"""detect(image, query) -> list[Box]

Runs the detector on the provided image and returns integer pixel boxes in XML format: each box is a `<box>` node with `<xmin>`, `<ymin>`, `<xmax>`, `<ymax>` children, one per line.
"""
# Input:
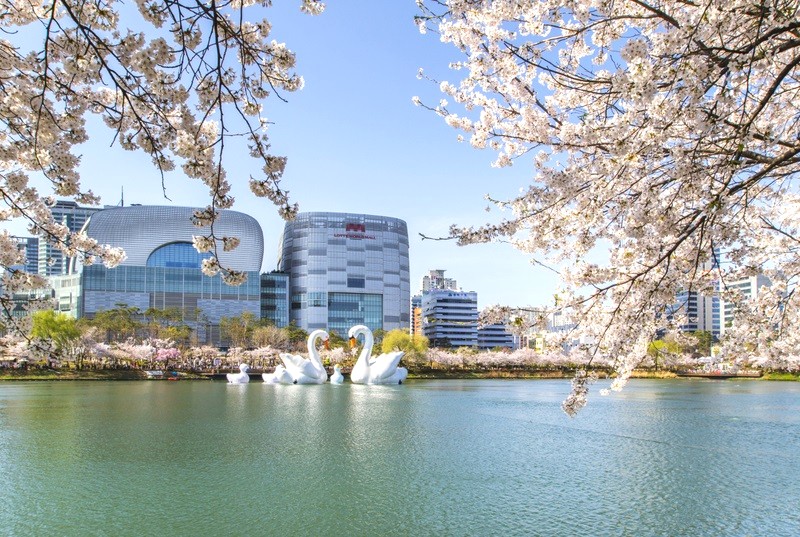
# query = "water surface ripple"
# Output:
<box><xmin>0</xmin><ymin>379</ymin><xmax>798</xmax><ymax>536</ymax></box>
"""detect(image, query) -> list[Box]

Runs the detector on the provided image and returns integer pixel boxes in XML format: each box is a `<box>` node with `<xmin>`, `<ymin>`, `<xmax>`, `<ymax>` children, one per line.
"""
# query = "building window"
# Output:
<box><xmin>146</xmin><ymin>242</ymin><xmax>211</xmax><ymax>269</ymax></box>
<box><xmin>308</xmin><ymin>292</ymin><xmax>327</xmax><ymax>307</ymax></box>
<box><xmin>347</xmin><ymin>277</ymin><xmax>365</xmax><ymax>288</ymax></box>
<box><xmin>327</xmin><ymin>292</ymin><xmax>382</xmax><ymax>334</ymax></box>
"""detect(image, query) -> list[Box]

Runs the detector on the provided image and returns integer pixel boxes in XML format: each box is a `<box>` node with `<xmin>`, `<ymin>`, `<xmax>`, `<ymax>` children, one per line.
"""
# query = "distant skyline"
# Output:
<box><xmin>5</xmin><ymin>1</ymin><xmax>561</xmax><ymax>310</ymax></box>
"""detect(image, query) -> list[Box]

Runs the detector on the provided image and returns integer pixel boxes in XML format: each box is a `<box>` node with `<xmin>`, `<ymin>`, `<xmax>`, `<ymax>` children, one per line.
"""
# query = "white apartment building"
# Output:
<box><xmin>718</xmin><ymin>274</ymin><xmax>772</xmax><ymax>336</ymax></box>
<box><xmin>421</xmin><ymin>289</ymin><xmax>478</xmax><ymax>348</ymax></box>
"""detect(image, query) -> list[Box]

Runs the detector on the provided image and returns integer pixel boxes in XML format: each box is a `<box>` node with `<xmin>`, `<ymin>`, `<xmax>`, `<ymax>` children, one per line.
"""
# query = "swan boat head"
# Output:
<box><xmin>348</xmin><ymin>325</ymin><xmax>373</xmax><ymax>352</ymax></box>
<box><xmin>308</xmin><ymin>329</ymin><xmax>329</xmax><ymax>374</ymax></box>
<box><xmin>308</xmin><ymin>329</ymin><xmax>330</xmax><ymax>355</ymax></box>
<box><xmin>348</xmin><ymin>325</ymin><xmax>375</xmax><ymax>383</ymax></box>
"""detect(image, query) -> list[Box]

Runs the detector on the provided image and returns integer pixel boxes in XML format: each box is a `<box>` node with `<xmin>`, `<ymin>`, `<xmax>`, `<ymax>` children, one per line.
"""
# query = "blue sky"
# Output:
<box><xmin>8</xmin><ymin>1</ymin><xmax>560</xmax><ymax>309</ymax></box>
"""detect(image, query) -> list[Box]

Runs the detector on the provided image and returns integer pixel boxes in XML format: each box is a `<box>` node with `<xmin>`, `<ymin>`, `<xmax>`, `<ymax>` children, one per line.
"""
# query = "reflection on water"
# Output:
<box><xmin>1</xmin><ymin>380</ymin><xmax>799</xmax><ymax>536</ymax></box>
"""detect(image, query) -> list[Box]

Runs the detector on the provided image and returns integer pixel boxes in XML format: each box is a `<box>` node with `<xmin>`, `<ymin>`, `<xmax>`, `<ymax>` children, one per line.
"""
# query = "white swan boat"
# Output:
<box><xmin>226</xmin><ymin>363</ymin><xmax>250</xmax><ymax>384</ymax></box>
<box><xmin>329</xmin><ymin>364</ymin><xmax>344</xmax><ymax>384</ymax></box>
<box><xmin>279</xmin><ymin>329</ymin><xmax>330</xmax><ymax>384</ymax></box>
<box><xmin>348</xmin><ymin>325</ymin><xmax>408</xmax><ymax>385</ymax></box>
<box><xmin>262</xmin><ymin>364</ymin><xmax>293</xmax><ymax>384</ymax></box>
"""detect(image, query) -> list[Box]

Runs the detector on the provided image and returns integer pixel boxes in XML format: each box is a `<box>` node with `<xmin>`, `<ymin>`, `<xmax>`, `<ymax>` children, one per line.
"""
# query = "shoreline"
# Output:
<box><xmin>1</xmin><ymin>368</ymin><xmax>797</xmax><ymax>382</ymax></box>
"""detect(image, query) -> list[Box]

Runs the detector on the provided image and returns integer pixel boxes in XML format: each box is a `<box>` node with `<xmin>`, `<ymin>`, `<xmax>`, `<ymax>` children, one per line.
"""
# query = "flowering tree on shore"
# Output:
<box><xmin>416</xmin><ymin>1</ymin><xmax>800</xmax><ymax>414</ymax></box>
<box><xmin>109</xmin><ymin>339</ymin><xmax>155</xmax><ymax>366</ymax></box>
<box><xmin>0</xmin><ymin>334</ymin><xmax>29</xmax><ymax>364</ymax></box>
<box><xmin>1</xmin><ymin>0</ymin><xmax>325</xmax><ymax>330</ymax></box>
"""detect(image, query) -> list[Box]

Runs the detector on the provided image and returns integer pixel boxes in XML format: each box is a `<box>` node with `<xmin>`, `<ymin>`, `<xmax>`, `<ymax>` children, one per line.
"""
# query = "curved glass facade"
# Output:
<box><xmin>146</xmin><ymin>242</ymin><xmax>211</xmax><ymax>269</ymax></box>
<box><xmin>279</xmin><ymin>212</ymin><xmax>410</xmax><ymax>334</ymax></box>
<box><xmin>78</xmin><ymin>206</ymin><xmax>265</xmax><ymax>345</ymax></box>
<box><xmin>86</xmin><ymin>206</ymin><xmax>263</xmax><ymax>271</ymax></box>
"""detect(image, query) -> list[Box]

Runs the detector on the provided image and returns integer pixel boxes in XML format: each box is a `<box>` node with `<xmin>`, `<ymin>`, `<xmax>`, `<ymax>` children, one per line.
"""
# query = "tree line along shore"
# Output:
<box><xmin>3</xmin><ymin>309</ymin><xmax>798</xmax><ymax>383</ymax></box>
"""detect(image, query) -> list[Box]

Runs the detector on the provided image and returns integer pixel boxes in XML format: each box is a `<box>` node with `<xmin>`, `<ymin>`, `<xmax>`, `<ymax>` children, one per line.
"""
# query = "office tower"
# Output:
<box><xmin>260</xmin><ymin>272</ymin><xmax>290</xmax><ymax>328</ymax></box>
<box><xmin>39</xmin><ymin>200</ymin><xmax>102</xmax><ymax>276</ymax></box>
<box><xmin>279</xmin><ymin>212</ymin><xmax>411</xmax><ymax>334</ymax></box>
<box><xmin>477</xmin><ymin>323</ymin><xmax>515</xmax><ymax>350</ymax></box>
<box><xmin>421</xmin><ymin>289</ymin><xmax>478</xmax><ymax>348</ymax></box>
<box><xmin>12</xmin><ymin>236</ymin><xmax>39</xmax><ymax>274</ymax></box>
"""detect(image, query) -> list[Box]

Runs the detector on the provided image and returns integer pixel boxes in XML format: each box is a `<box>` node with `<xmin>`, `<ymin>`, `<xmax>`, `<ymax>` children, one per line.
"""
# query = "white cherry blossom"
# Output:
<box><xmin>0</xmin><ymin>0</ymin><xmax>324</xmax><ymax>329</ymax></box>
<box><xmin>418</xmin><ymin>0</ymin><xmax>800</xmax><ymax>413</ymax></box>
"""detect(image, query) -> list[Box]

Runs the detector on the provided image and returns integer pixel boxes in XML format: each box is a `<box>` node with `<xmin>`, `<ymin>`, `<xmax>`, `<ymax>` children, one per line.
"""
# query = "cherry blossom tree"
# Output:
<box><xmin>155</xmin><ymin>346</ymin><xmax>180</xmax><ymax>369</ymax></box>
<box><xmin>416</xmin><ymin>0</ymin><xmax>800</xmax><ymax>414</ymax></box>
<box><xmin>0</xmin><ymin>333</ymin><xmax>30</xmax><ymax>364</ymax></box>
<box><xmin>321</xmin><ymin>346</ymin><xmax>348</xmax><ymax>367</ymax></box>
<box><xmin>110</xmin><ymin>339</ymin><xmax>156</xmax><ymax>366</ymax></box>
<box><xmin>184</xmin><ymin>344</ymin><xmax>219</xmax><ymax>366</ymax></box>
<box><xmin>1</xmin><ymin>0</ymin><xmax>324</xmax><ymax>329</ymax></box>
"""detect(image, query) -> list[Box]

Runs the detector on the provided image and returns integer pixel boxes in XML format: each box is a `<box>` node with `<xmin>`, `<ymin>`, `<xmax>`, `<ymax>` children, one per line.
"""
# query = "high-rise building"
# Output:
<box><xmin>673</xmin><ymin>290</ymin><xmax>717</xmax><ymax>336</ymax></box>
<box><xmin>414</xmin><ymin>268</ymin><xmax>462</xmax><ymax>337</ymax></box>
<box><xmin>422</xmin><ymin>269</ymin><xmax>459</xmax><ymax>292</ymax></box>
<box><xmin>39</xmin><ymin>200</ymin><xmax>103</xmax><ymax>276</ymax></box>
<box><xmin>670</xmin><ymin>248</ymin><xmax>722</xmax><ymax>338</ymax></box>
<box><xmin>421</xmin><ymin>289</ymin><xmax>478</xmax><ymax>348</ymax></box>
<box><xmin>718</xmin><ymin>274</ymin><xmax>772</xmax><ymax>336</ymax></box>
<box><xmin>12</xmin><ymin>236</ymin><xmax>39</xmax><ymax>274</ymax></box>
<box><xmin>278</xmin><ymin>212</ymin><xmax>410</xmax><ymax>335</ymax></box>
<box><xmin>260</xmin><ymin>272</ymin><xmax>290</xmax><ymax>328</ymax></box>
<box><xmin>410</xmin><ymin>294</ymin><xmax>422</xmax><ymax>336</ymax></box>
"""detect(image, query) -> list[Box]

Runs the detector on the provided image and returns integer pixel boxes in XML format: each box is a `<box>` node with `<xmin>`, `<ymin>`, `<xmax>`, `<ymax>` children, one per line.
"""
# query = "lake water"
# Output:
<box><xmin>1</xmin><ymin>379</ymin><xmax>798</xmax><ymax>536</ymax></box>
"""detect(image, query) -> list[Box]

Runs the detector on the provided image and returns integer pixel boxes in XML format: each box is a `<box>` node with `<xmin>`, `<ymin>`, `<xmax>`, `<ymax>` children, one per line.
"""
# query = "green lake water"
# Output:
<box><xmin>1</xmin><ymin>379</ymin><xmax>798</xmax><ymax>536</ymax></box>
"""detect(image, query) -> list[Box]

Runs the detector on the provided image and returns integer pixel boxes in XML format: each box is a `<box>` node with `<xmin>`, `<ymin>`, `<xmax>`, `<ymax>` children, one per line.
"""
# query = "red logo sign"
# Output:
<box><xmin>335</xmin><ymin>222</ymin><xmax>375</xmax><ymax>239</ymax></box>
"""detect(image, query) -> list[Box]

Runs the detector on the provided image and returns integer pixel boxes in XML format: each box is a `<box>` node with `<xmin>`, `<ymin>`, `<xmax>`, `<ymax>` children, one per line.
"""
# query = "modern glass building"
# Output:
<box><xmin>78</xmin><ymin>205</ymin><xmax>265</xmax><ymax>345</ymax></box>
<box><xmin>13</xmin><ymin>236</ymin><xmax>39</xmax><ymax>274</ymax></box>
<box><xmin>260</xmin><ymin>272</ymin><xmax>290</xmax><ymax>327</ymax></box>
<box><xmin>278</xmin><ymin>212</ymin><xmax>410</xmax><ymax>335</ymax></box>
<box><xmin>41</xmin><ymin>200</ymin><xmax>103</xmax><ymax>276</ymax></box>
<box><xmin>669</xmin><ymin>248</ymin><xmax>723</xmax><ymax>338</ymax></box>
